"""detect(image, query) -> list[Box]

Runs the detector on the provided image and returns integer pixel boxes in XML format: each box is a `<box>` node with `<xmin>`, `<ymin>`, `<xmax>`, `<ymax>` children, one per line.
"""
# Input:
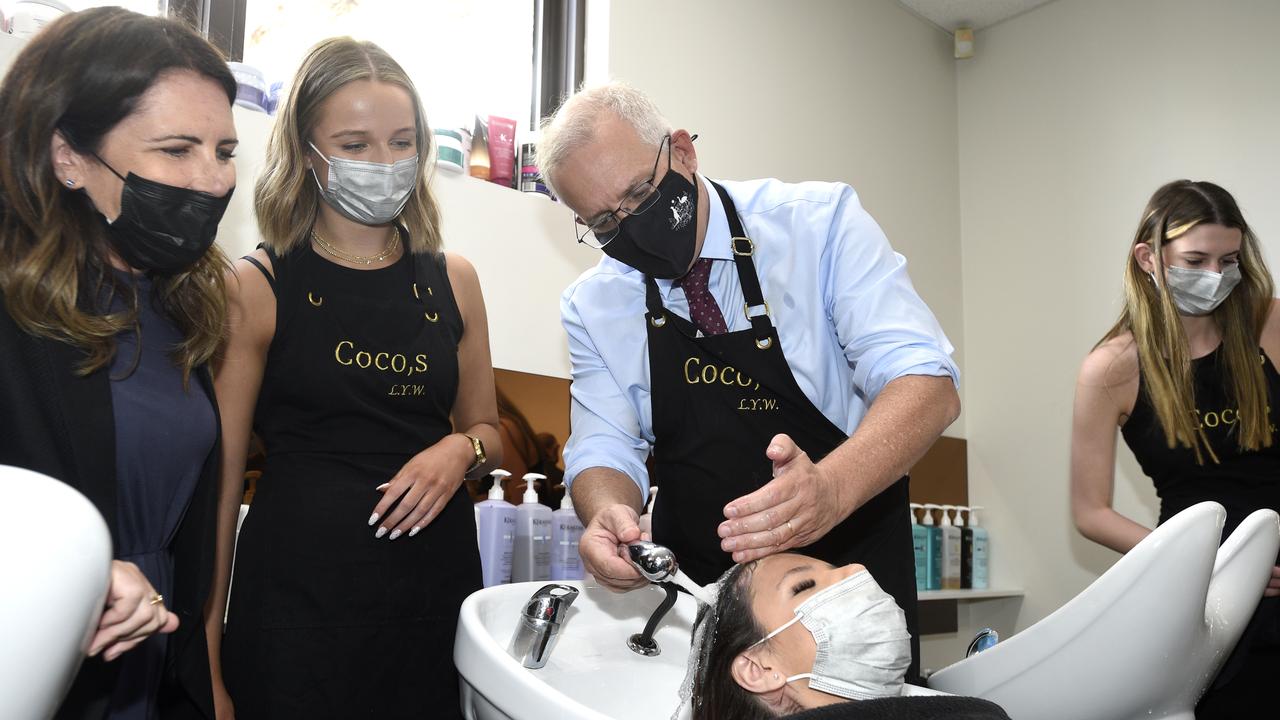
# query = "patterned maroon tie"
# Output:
<box><xmin>676</xmin><ymin>257</ymin><xmax>728</xmax><ymax>336</ymax></box>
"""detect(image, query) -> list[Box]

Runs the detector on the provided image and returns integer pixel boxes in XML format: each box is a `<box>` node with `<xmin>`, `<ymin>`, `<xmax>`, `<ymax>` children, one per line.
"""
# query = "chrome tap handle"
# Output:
<box><xmin>521</xmin><ymin>583</ymin><xmax>579</xmax><ymax>624</ymax></box>
<box><xmin>510</xmin><ymin>584</ymin><xmax>579</xmax><ymax>669</ymax></box>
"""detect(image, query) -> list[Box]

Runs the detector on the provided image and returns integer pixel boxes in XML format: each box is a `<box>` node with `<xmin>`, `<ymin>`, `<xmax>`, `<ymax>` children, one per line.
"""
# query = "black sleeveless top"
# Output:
<box><xmin>1121</xmin><ymin>346</ymin><xmax>1280</xmax><ymax>536</ymax></box>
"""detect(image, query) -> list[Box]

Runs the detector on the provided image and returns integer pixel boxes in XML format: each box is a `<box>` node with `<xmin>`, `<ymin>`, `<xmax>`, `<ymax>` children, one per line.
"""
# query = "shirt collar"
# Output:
<box><xmin>656</xmin><ymin>174</ymin><xmax>732</xmax><ymax>295</ymax></box>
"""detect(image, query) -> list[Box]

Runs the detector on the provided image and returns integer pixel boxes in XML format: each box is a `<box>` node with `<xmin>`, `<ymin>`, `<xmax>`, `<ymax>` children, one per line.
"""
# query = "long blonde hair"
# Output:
<box><xmin>1099</xmin><ymin>180</ymin><xmax>1274</xmax><ymax>462</ymax></box>
<box><xmin>0</xmin><ymin>8</ymin><xmax>233</xmax><ymax>379</ymax></box>
<box><xmin>255</xmin><ymin>37</ymin><xmax>443</xmax><ymax>255</ymax></box>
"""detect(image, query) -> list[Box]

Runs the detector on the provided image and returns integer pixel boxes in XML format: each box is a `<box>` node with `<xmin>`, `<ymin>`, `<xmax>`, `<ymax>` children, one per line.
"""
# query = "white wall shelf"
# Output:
<box><xmin>920</xmin><ymin>588</ymin><xmax>1023</xmax><ymax>602</ymax></box>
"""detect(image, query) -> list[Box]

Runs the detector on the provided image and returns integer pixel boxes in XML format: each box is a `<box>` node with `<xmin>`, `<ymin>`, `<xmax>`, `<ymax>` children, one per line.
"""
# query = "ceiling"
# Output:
<box><xmin>896</xmin><ymin>0</ymin><xmax>1059</xmax><ymax>32</ymax></box>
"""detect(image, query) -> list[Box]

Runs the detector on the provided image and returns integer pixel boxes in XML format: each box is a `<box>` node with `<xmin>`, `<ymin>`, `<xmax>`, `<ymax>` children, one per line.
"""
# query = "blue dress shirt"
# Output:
<box><xmin>560</xmin><ymin>175</ymin><xmax>958</xmax><ymax>498</ymax></box>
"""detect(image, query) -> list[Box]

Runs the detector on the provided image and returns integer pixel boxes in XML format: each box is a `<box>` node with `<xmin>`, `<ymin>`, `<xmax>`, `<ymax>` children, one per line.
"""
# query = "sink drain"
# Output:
<box><xmin>627</xmin><ymin>633</ymin><xmax>661</xmax><ymax>657</ymax></box>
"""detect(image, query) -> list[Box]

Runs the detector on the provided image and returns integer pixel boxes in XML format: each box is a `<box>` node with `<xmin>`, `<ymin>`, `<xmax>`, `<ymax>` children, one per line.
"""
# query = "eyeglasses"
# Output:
<box><xmin>575</xmin><ymin>135</ymin><xmax>670</xmax><ymax>249</ymax></box>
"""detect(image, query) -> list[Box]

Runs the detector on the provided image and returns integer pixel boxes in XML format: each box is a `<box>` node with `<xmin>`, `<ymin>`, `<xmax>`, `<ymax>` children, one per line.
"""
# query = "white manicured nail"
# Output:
<box><xmin>409</xmin><ymin>526</ymin><xmax>421</xmax><ymax>537</ymax></box>
<box><xmin>375</xmin><ymin>527</ymin><xmax>387</xmax><ymax>539</ymax></box>
<box><xmin>376</xmin><ymin>483</ymin><xmax>390</xmax><ymax>491</ymax></box>
<box><xmin>368</xmin><ymin>512</ymin><xmax>379</xmax><ymax>526</ymax></box>
<box><xmin>389</xmin><ymin>529</ymin><xmax>402</xmax><ymax>540</ymax></box>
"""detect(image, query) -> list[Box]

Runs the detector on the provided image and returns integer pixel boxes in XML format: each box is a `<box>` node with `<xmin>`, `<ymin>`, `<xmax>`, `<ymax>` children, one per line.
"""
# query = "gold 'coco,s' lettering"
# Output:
<box><xmin>1194</xmin><ymin>405</ymin><xmax>1278</xmax><ymax>433</ymax></box>
<box><xmin>683</xmin><ymin>357</ymin><xmax>760</xmax><ymax>390</ymax></box>
<box><xmin>334</xmin><ymin>340</ymin><xmax>428</xmax><ymax>377</ymax></box>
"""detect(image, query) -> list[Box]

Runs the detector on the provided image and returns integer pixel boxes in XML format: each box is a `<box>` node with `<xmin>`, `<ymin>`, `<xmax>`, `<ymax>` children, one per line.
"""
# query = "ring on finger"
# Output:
<box><xmin>786</xmin><ymin>520</ymin><xmax>795</xmax><ymax>536</ymax></box>
<box><xmin>148</xmin><ymin>593</ymin><xmax>164</xmax><ymax>606</ymax></box>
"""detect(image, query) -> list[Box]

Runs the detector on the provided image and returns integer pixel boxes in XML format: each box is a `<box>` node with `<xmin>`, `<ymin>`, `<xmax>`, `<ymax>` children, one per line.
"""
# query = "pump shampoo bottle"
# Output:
<box><xmin>939</xmin><ymin>505</ymin><xmax>962</xmax><ymax>590</ymax></box>
<box><xmin>967</xmin><ymin>505</ymin><xmax>990</xmax><ymax>589</ymax></box>
<box><xmin>476</xmin><ymin>470</ymin><xmax>516</xmax><ymax>587</ymax></box>
<box><xmin>909</xmin><ymin>503</ymin><xmax>928</xmax><ymax>591</ymax></box>
<box><xmin>921</xmin><ymin>503</ymin><xmax>943</xmax><ymax>591</ymax></box>
<box><xmin>551</xmin><ymin>491</ymin><xmax>585</xmax><ymax>580</ymax></box>
<box><xmin>512</xmin><ymin>473</ymin><xmax>552</xmax><ymax>582</ymax></box>
<box><xmin>638</xmin><ymin>485</ymin><xmax>659</xmax><ymax>537</ymax></box>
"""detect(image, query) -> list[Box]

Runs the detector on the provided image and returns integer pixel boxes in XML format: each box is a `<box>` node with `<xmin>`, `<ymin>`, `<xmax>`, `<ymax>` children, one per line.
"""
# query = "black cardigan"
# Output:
<box><xmin>0</xmin><ymin>294</ymin><xmax>219</xmax><ymax>720</ymax></box>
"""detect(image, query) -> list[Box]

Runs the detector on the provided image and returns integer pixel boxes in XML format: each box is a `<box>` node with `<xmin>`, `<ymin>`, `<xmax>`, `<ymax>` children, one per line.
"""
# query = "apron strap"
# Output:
<box><xmin>712</xmin><ymin>181</ymin><xmax>774</xmax><ymax>348</ymax></box>
<box><xmin>644</xmin><ymin>180</ymin><xmax>776</xmax><ymax>348</ymax></box>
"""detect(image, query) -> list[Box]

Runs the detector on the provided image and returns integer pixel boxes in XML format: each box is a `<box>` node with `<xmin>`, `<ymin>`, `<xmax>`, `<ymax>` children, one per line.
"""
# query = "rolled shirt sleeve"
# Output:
<box><xmin>822</xmin><ymin>185</ymin><xmax>959</xmax><ymax>402</ymax></box>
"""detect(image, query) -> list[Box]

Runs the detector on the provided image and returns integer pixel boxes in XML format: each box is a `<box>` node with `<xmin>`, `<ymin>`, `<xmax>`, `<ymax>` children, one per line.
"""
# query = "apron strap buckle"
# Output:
<box><xmin>649</xmin><ymin>313</ymin><xmax>668</xmax><ymax>328</ymax></box>
<box><xmin>731</xmin><ymin>236</ymin><xmax>755</xmax><ymax>256</ymax></box>
<box><xmin>743</xmin><ymin>301</ymin><xmax>770</xmax><ymax>321</ymax></box>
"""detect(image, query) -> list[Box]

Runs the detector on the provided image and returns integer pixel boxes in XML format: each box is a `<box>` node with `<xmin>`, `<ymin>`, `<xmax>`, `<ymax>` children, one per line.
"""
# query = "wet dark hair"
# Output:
<box><xmin>691</xmin><ymin>561</ymin><xmax>777</xmax><ymax>720</ymax></box>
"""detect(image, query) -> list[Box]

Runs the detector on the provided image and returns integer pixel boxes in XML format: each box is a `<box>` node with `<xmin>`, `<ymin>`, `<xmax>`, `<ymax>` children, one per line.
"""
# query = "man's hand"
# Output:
<box><xmin>579</xmin><ymin>503</ymin><xmax>650</xmax><ymax>591</ymax></box>
<box><xmin>716</xmin><ymin>434</ymin><xmax>846</xmax><ymax>563</ymax></box>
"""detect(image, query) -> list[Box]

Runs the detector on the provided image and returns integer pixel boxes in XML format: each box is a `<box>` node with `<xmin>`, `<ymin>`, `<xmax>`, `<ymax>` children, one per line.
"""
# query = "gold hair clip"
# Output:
<box><xmin>1165</xmin><ymin>220</ymin><xmax>1200</xmax><ymax>240</ymax></box>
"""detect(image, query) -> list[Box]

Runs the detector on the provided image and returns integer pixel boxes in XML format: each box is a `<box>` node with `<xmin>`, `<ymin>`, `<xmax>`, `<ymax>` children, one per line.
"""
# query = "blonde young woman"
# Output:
<box><xmin>1071</xmin><ymin>180</ymin><xmax>1280</xmax><ymax>718</ymax></box>
<box><xmin>209</xmin><ymin>39</ymin><xmax>500</xmax><ymax>718</ymax></box>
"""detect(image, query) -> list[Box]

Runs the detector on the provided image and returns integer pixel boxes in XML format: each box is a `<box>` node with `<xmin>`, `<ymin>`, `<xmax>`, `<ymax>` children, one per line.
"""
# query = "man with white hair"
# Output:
<box><xmin>539</xmin><ymin>82</ymin><xmax>959</xmax><ymax>676</ymax></box>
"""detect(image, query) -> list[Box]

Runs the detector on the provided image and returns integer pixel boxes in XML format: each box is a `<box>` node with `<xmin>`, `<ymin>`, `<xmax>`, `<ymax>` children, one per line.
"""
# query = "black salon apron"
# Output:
<box><xmin>225</xmin><ymin>241</ymin><xmax>479</xmax><ymax>718</ymax></box>
<box><xmin>646</xmin><ymin>181</ymin><xmax>919</xmax><ymax>675</ymax></box>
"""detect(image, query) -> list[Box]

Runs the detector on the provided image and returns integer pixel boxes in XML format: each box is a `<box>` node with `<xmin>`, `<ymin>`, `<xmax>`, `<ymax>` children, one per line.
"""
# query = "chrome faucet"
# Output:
<box><xmin>625</xmin><ymin>542</ymin><xmax>680</xmax><ymax>657</ymax></box>
<box><xmin>509</xmin><ymin>584</ymin><xmax>579</xmax><ymax>669</ymax></box>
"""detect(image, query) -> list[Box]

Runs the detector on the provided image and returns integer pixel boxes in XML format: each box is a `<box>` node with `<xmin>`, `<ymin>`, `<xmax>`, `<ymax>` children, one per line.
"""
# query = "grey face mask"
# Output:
<box><xmin>309</xmin><ymin>141</ymin><xmax>417</xmax><ymax>225</ymax></box>
<box><xmin>751</xmin><ymin>570</ymin><xmax>911</xmax><ymax>700</ymax></box>
<box><xmin>1156</xmin><ymin>264</ymin><xmax>1243</xmax><ymax>316</ymax></box>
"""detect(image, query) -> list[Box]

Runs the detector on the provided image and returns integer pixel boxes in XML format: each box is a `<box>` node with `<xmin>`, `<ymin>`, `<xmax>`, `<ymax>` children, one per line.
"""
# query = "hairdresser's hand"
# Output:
<box><xmin>718</xmin><ymin>434</ymin><xmax>844</xmax><ymax>563</ymax></box>
<box><xmin>581</xmin><ymin>503</ymin><xmax>650</xmax><ymax>592</ymax></box>
<box><xmin>89</xmin><ymin>560</ymin><xmax>180</xmax><ymax>662</ymax></box>
<box><xmin>1265</xmin><ymin>565</ymin><xmax>1280</xmax><ymax>598</ymax></box>
<box><xmin>370</xmin><ymin>433</ymin><xmax>471</xmax><ymax>540</ymax></box>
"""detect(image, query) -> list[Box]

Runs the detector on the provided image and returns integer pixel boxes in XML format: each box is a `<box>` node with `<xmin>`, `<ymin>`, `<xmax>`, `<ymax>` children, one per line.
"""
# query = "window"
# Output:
<box><xmin>235</xmin><ymin>0</ymin><xmax>534</xmax><ymax>133</ymax></box>
<box><xmin>0</xmin><ymin>0</ymin><xmax>166</xmax><ymax>22</ymax></box>
<box><xmin>49</xmin><ymin>1</ymin><xmax>164</xmax><ymax>13</ymax></box>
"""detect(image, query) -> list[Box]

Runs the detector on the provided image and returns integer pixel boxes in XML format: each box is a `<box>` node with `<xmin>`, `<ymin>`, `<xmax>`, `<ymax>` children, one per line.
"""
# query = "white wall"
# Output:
<box><xmin>0</xmin><ymin>31</ymin><xmax>22</xmax><ymax>68</ymax></box>
<box><xmin>957</xmin><ymin>0</ymin><xmax>1280</xmax><ymax>635</ymax></box>
<box><xmin>607</xmin><ymin>0</ymin><xmax>967</xmax><ymax>435</ymax></box>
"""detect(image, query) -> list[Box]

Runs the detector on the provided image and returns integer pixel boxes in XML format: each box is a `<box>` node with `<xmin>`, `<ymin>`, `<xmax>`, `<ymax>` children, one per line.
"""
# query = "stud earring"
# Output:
<box><xmin>65</xmin><ymin>179</ymin><xmax>75</xmax><ymax>187</ymax></box>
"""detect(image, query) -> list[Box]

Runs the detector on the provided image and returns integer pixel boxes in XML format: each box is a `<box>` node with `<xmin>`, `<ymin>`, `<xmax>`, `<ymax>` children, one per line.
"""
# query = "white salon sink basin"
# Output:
<box><xmin>455</xmin><ymin>580</ymin><xmax>699</xmax><ymax>720</ymax></box>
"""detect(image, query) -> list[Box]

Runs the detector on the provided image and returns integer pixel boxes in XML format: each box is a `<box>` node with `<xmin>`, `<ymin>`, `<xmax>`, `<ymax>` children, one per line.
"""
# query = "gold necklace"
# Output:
<box><xmin>311</xmin><ymin>226</ymin><xmax>401</xmax><ymax>266</ymax></box>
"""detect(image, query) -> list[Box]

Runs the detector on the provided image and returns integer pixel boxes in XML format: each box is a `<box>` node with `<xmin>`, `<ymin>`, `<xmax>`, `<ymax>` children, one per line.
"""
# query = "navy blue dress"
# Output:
<box><xmin>104</xmin><ymin>271</ymin><xmax>216</xmax><ymax>720</ymax></box>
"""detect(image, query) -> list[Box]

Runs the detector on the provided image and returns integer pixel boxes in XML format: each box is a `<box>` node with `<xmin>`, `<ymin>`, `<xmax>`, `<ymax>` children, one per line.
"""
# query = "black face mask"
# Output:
<box><xmin>602</xmin><ymin>168</ymin><xmax>699</xmax><ymax>280</ymax></box>
<box><xmin>94</xmin><ymin>155</ymin><xmax>233</xmax><ymax>275</ymax></box>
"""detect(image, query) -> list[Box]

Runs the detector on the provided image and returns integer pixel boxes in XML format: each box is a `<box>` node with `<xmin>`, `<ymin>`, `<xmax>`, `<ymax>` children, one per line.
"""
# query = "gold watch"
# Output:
<box><xmin>463</xmin><ymin>434</ymin><xmax>486</xmax><ymax>474</ymax></box>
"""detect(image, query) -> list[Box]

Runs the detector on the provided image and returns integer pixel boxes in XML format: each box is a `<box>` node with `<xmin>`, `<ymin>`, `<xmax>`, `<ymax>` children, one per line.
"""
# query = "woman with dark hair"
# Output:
<box><xmin>0</xmin><ymin>7</ymin><xmax>238</xmax><ymax>720</ymax></box>
<box><xmin>687</xmin><ymin>554</ymin><xmax>1008</xmax><ymax>720</ymax></box>
<box><xmin>1071</xmin><ymin>180</ymin><xmax>1280</xmax><ymax>716</ymax></box>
